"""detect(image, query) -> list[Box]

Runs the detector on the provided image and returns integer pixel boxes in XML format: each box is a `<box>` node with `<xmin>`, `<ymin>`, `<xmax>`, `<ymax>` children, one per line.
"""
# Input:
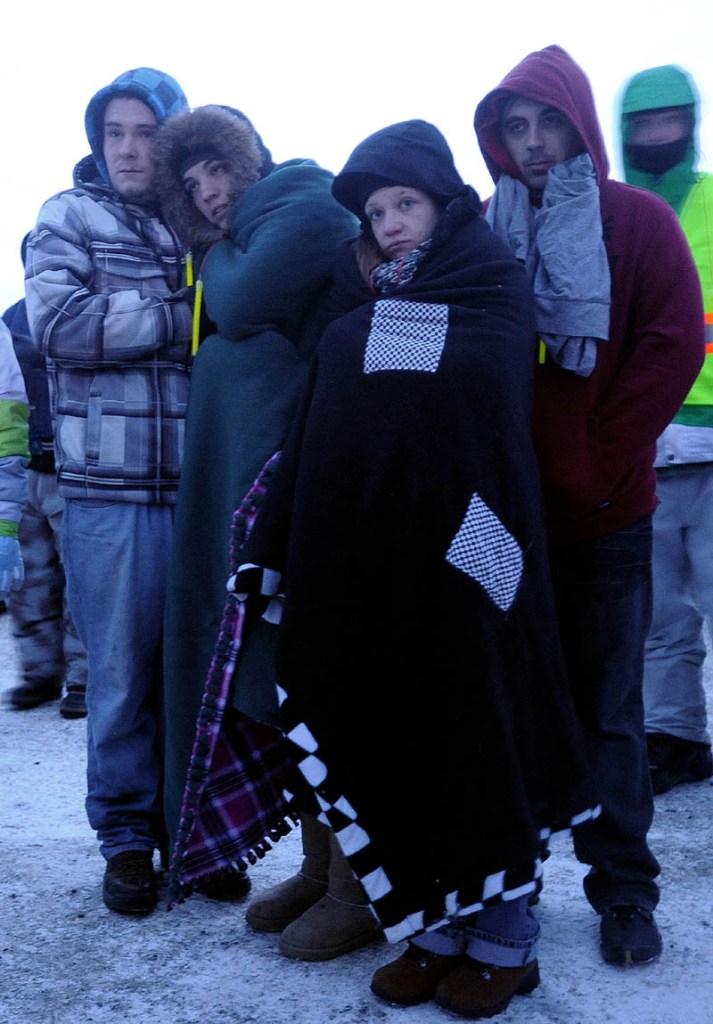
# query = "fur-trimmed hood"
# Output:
<box><xmin>155</xmin><ymin>105</ymin><xmax>272</xmax><ymax>249</ymax></box>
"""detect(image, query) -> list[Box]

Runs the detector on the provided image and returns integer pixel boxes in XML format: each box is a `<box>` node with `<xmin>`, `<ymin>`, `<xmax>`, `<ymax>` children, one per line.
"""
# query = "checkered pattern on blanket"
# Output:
<box><xmin>284</xmin><ymin>716</ymin><xmax>600</xmax><ymax>943</ymax></box>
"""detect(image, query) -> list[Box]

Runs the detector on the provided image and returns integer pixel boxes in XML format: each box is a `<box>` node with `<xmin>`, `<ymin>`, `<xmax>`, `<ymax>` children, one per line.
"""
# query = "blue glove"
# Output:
<box><xmin>0</xmin><ymin>534</ymin><xmax>24</xmax><ymax>597</ymax></box>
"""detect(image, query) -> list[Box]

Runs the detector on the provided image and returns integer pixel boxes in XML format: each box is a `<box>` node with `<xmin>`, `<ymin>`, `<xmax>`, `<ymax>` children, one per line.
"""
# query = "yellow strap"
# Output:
<box><xmin>538</xmin><ymin>338</ymin><xmax>546</xmax><ymax>364</ymax></box>
<box><xmin>185</xmin><ymin>251</ymin><xmax>194</xmax><ymax>287</ymax></box>
<box><xmin>192</xmin><ymin>279</ymin><xmax>203</xmax><ymax>356</ymax></box>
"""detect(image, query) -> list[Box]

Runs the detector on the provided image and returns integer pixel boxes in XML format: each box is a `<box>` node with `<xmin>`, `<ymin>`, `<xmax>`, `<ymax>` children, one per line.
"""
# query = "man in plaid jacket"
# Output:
<box><xmin>25</xmin><ymin>67</ymin><xmax>192</xmax><ymax>916</ymax></box>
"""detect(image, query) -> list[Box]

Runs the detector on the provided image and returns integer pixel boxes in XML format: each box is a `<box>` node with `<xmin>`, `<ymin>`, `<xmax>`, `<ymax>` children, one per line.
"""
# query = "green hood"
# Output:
<box><xmin>620</xmin><ymin>64</ymin><xmax>698</xmax><ymax>212</ymax></box>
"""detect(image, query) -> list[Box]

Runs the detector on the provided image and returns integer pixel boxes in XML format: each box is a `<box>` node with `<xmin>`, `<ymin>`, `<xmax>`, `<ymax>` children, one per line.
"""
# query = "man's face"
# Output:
<box><xmin>628</xmin><ymin>107</ymin><xmax>690</xmax><ymax>147</ymax></box>
<box><xmin>501</xmin><ymin>96</ymin><xmax>583</xmax><ymax>192</ymax></box>
<box><xmin>103</xmin><ymin>97</ymin><xmax>158</xmax><ymax>201</ymax></box>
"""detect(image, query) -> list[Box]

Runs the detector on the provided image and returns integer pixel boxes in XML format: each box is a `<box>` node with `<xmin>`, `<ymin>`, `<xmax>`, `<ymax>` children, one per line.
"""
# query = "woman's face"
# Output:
<box><xmin>182</xmin><ymin>159</ymin><xmax>239</xmax><ymax>231</ymax></box>
<box><xmin>364</xmin><ymin>186</ymin><xmax>441</xmax><ymax>259</ymax></box>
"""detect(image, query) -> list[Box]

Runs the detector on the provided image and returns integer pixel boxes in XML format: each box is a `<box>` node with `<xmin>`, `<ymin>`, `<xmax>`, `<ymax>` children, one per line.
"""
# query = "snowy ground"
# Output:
<box><xmin>1</xmin><ymin>609</ymin><xmax>711</xmax><ymax>1024</ymax></box>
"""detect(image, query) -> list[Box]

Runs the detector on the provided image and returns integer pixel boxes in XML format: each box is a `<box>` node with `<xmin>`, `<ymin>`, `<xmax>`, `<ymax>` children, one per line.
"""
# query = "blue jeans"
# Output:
<box><xmin>62</xmin><ymin>500</ymin><xmax>174</xmax><ymax>859</ymax></box>
<box><xmin>413</xmin><ymin>897</ymin><xmax>539</xmax><ymax>967</ymax></box>
<box><xmin>548</xmin><ymin>516</ymin><xmax>660</xmax><ymax>913</ymax></box>
<box><xmin>644</xmin><ymin>468</ymin><xmax>713</xmax><ymax>744</ymax></box>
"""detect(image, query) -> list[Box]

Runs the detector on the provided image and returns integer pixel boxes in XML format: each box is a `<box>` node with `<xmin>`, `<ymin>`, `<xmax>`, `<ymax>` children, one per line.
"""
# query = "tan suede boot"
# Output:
<box><xmin>245</xmin><ymin>813</ymin><xmax>329</xmax><ymax>932</ymax></box>
<box><xmin>278</xmin><ymin>829</ymin><xmax>383</xmax><ymax>960</ymax></box>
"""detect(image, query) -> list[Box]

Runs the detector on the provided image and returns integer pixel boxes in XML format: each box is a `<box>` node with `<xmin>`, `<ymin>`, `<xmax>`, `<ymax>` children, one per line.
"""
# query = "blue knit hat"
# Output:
<box><xmin>85</xmin><ymin>67</ymin><xmax>188</xmax><ymax>184</ymax></box>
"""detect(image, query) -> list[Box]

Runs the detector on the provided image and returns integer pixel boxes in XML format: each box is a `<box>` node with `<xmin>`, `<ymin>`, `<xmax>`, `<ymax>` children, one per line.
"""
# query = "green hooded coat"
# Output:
<box><xmin>157</xmin><ymin>107</ymin><xmax>357</xmax><ymax>845</ymax></box>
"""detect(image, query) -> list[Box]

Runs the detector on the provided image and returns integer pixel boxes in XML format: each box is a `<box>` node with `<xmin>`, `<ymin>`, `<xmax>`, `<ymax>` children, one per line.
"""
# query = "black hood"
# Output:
<box><xmin>332</xmin><ymin>119</ymin><xmax>470</xmax><ymax>222</ymax></box>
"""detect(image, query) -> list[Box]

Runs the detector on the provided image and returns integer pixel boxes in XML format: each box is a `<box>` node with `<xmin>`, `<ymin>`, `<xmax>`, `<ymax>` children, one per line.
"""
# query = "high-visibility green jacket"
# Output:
<box><xmin>673</xmin><ymin>173</ymin><xmax>713</xmax><ymax>427</ymax></box>
<box><xmin>621</xmin><ymin>64</ymin><xmax>713</xmax><ymax>461</ymax></box>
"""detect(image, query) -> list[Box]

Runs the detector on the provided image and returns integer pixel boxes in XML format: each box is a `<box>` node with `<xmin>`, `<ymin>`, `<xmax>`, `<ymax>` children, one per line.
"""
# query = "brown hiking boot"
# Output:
<box><xmin>434</xmin><ymin>958</ymin><xmax>540</xmax><ymax>1018</ymax></box>
<box><xmin>103</xmin><ymin>851</ymin><xmax>157</xmax><ymax>915</ymax></box>
<box><xmin>371</xmin><ymin>943</ymin><xmax>462</xmax><ymax>1006</ymax></box>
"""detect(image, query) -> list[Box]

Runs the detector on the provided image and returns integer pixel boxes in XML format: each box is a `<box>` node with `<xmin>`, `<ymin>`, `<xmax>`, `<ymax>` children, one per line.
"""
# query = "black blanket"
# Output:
<box><xmin>242</xmin><ymin>206</ymin><xmax>598</xmax><ymax>943</ymax></box>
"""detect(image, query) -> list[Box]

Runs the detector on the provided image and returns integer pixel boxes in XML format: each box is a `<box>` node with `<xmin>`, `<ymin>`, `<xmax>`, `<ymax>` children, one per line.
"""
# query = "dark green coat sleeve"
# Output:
<box><xmin>202</xmin><ymin>160</ymin><xmax>358</xmax><ymax>340</ymax></box>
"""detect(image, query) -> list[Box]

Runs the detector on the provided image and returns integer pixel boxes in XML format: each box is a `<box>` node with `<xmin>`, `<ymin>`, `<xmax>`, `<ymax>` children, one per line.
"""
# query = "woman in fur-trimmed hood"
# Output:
<box><xmin>156</xmin><ymin>105</ymin><xmax>357</xmax><ymax>869</ymax></box>
<box><xmin>155</xmin><ymin>104</ymin><xmax>273</xmax><ymax>250</ymax></box>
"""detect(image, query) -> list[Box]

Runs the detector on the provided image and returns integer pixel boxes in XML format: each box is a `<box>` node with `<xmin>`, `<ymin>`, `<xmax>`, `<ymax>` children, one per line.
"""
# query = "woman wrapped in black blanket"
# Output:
<box><xmin>237</xmin><ymin>119</ymin><xmax>599</xmax><ymax>1020</ymax></box>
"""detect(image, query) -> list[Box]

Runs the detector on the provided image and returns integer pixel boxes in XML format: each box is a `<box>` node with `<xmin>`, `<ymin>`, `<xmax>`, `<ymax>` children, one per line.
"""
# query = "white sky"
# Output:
<box><xmin>2</xmin><ymin>0</ymin><xmax>711</xmax><ymax>314</ymax></box>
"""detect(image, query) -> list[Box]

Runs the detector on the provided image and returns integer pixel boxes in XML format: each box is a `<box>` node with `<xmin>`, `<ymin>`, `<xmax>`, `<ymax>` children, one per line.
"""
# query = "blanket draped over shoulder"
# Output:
<box><xmin>240</xmin><ymin>202</ymin><xmax>599</xmax><ymax>943</ymax></box>
<box><xmin>168</xmin><ymin>454</ymin><xmax>299</xmax><ymax>903</ymax></box>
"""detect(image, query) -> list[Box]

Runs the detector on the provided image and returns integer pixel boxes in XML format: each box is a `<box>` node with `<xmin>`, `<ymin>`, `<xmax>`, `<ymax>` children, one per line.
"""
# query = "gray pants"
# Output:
<box><xmin>644</xmin><ymin>467</ymin><xmax>713</xmax><ymax>744</ymax></box>
<box><xmin>8</xmin><ymin>469</ymin><xmax>87</xmax><ymax>690</ymax></box>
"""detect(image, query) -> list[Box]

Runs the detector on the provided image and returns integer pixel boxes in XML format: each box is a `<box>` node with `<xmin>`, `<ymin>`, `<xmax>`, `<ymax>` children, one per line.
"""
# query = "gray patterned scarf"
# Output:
<box><xmin>485</xmin><ymin>153</ymin><xmax>610</xmax><ymax>377</ymax></box>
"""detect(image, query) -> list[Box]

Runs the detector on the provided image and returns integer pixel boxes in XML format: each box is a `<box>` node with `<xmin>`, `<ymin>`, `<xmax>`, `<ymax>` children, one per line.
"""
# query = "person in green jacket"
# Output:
<box><xmin>155</xmin><ymin>106</ymin><xmax>357</xmax><ymax>901</ymax></box>
<box><xmin>620</xmin><ymin>65</ymin><xmax>713</xmax><ymax>795</ymax></box>
<box><xmin>0</xmin><ymin>320</ymin><xmax>28</xmax><ymax>606</ymax></box>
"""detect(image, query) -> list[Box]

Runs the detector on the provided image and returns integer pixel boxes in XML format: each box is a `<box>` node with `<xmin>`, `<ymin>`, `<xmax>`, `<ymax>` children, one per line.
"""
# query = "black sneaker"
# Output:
<box><xmin>647</xmin><ymin>733</ymin><xmax>713</xmax><ymax>795</ymax></box>
<box><xmin>600</xmin><ymin>906</ymin><xmax>662</xmax><ymax>966</ymax></box>
<box><xmin>5</xmin><ymin>678</ymin><xmax>61</xmax><ymax>710</ymax></box>
<box><xmin>103</xmin><ymin>851</ymin><xmax>158</xmax><ymax>915</ymax></box>
<box><xmin>59</xmin><ymin>685</ymin><xmax>87</xmax><ymax>719</ymax></box>
<box><xmin>196</xmin><ymin>871</ymin><xmax>252</xmax><ymax>901</ymax></box>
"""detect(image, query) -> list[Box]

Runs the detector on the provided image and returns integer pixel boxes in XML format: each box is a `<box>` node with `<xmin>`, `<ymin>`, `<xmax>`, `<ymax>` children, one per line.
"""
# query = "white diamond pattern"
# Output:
<box><xmin>447</xmin><ymin>492</ymin><xmax>523</xmax><ymax>611</ymax></box>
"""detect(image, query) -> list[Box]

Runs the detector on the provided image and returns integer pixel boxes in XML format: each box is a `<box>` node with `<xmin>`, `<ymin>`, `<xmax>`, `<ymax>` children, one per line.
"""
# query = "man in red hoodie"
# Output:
<box><xmin>475</xmin><ymin>46</ymin><xmax>704</xmax><ymax>970</ymax></box>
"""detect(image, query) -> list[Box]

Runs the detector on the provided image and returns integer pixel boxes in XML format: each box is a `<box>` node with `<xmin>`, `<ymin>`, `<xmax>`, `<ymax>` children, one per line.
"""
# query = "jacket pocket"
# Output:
<box><xmin>534</xmin><ymin>409</ymin><xmax>617</xmax><ymax>518</ymax></box>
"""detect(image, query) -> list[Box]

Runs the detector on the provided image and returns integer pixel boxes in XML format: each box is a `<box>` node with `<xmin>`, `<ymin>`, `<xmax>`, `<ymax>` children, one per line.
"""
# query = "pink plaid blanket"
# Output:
<box><xmin>168</xmin><ymin>453</ymin><xmax>298</xmax><ymax>903</ymax></box>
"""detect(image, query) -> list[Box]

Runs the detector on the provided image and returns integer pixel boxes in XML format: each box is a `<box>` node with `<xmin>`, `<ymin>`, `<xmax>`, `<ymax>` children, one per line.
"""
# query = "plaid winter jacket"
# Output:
<box><xmin>25</xmin><ymin>160</ymin><xmax>192</xmax><ymax>503</ymax></box>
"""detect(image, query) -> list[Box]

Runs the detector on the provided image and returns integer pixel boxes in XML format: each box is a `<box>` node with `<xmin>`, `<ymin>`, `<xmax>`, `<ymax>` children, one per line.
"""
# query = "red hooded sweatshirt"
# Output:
<box><xmin>475</xmin><ymin>45</ymin><xmax>704</xmax><ymax>543</ymax></box>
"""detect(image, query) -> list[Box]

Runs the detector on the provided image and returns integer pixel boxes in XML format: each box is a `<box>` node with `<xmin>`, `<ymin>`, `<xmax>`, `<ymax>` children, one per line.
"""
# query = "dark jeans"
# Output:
<box><xmin>549</xmin><ymin>515</ymin><xmax>660</xmax><ymax>913</ymax></box>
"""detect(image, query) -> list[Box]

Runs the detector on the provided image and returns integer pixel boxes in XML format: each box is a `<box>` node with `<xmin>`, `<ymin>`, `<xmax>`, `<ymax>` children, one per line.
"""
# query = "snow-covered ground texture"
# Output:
<box><xmin>1</xmin><ymin>611</ymin><xmax>711</xmax><ymax>1024</ymax></box>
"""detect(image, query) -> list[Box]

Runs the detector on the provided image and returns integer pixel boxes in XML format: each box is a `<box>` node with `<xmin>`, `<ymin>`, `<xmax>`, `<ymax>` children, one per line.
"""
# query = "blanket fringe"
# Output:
<box><xmin>167</xmin><ymin>810</ymin><xmax>300</xmax><ymax>908</ymax></box>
